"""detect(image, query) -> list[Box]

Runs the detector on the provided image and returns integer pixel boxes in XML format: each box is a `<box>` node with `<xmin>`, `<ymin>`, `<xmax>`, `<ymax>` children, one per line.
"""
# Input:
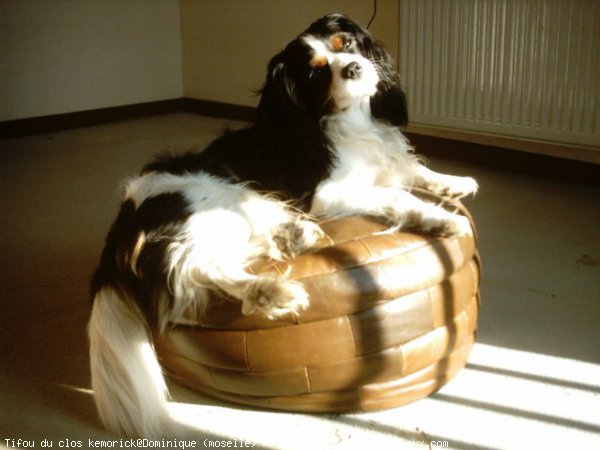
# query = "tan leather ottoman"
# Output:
<box><xmin>153</xmin><ymin>200</ymin><xmax>480</xmax><ymax>413</ymax></box>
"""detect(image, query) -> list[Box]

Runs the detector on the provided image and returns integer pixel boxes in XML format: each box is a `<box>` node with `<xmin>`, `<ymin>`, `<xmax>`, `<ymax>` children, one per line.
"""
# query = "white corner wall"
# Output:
<box><xmin>180</xmin><ymin>0</ymin><xmax>399</xmax><ymax>107</ymax></box>
<box><xmin>0</xmin><ymin>0</ymin><xmax>396</xmax><ymax>121</ymax></box>
<box><xmin>0</xmin><ymin>0</ymin><xmax>183</xmax><ymax>121</ymax></box>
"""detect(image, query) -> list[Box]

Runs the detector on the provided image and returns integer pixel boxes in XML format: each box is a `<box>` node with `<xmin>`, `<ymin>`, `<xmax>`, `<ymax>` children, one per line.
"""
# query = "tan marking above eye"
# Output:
<box><xmin>329</xmin><ymin>35</ymin><xmax>344</xmax><ymax>51</ymax></box>
<box><xmin>310</xmin><ymin>55</ymin><xmax>328</xmax><ymax>68</ymax></box>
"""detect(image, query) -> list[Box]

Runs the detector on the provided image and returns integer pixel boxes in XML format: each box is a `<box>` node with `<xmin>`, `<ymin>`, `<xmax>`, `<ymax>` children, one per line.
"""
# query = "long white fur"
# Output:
<box><xmin>90</xmin><ymin>175</ymin><xmax>315</xmax><ymax>437</ymax></box>
<box><xmin>123</xmin><ymin>171</ymin><xmax>314</xmax><ymax>326</ymax></box>
<box><xmin>89</xmin><ymin>289</ymin><xmax>172</xmax><ymax>437</ymax></box>
<box><xmin>89</xmin><ymin>46</ymin><xmax>477</xmax><ymax>438</ymax></box>
<box><xmin>311</xmin><ymin>57</ymin><xmax>477</xmax><ymax>235</ymax></box>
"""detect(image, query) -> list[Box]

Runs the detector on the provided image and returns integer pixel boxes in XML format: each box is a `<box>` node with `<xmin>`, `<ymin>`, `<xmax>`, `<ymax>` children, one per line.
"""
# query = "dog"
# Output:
<box><xmin>88</xmin><ymin>13</ymin><xmax>478</xmax><ymax>437</ymax></box>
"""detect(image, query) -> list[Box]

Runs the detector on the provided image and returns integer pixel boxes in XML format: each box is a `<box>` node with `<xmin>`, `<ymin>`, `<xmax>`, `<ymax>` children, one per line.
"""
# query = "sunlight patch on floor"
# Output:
<box><xmin>167</xmin><ymin>343</ymin><xmax>600</xmax><ymax>450</ymax></box>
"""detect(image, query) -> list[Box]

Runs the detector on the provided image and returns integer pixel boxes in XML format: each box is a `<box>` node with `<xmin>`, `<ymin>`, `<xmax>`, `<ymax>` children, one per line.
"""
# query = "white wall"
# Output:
<box><xmin>0</xmin><ymin>0</ymin><xmax>182</xmax><ymax>121</ymax></box>
<box><xmin>180</xmin><ymin>0</ymin><xmax>399</xmax><ymax>107</ymax></box>
<box><xmin>0</xmin><ymin>0</ymin><xmax>396</xmax><ymax>121</ymax></box>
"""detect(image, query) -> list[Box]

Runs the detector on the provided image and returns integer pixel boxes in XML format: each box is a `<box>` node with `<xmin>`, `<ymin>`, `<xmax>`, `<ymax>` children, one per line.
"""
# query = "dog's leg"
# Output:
<box><xmin>393</xmin><ymin>194</ymin><xmax>473</xmax><ymax>236</ymax></box>
<box><xmin>173</xmin><ymin>191</ymin><xmax>314</xmax><ymax>319</ymax></box>
<box><xmin>171</xmin><ymin>224</ymin><xmax>311</xmax><ymax>319</ymax></box>
<box><xmin>224</xmin><ymin>268</ymin><xmax>310</xmax><ymax>319</ymax></box>
<box><xmin>414</xmin><ymin>165</ymin><xmax>478</xmax><ymax>199</ymax></box>
<box><xmin>311</xmin><ymin>185</ymin><xmax>472</xmax><ymax>236</ymax></box>
<box><xmin>236</xmin><ymin>192</ymin><xmax>324</xmax><ymax>261</ymax></box>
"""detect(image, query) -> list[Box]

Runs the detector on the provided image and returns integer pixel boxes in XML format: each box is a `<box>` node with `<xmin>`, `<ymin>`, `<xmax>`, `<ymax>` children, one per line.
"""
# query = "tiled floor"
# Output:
<box><xmin>1</xmin><ymin>114</ymin><xmax>598</xmax><ymax>449</ymax></box>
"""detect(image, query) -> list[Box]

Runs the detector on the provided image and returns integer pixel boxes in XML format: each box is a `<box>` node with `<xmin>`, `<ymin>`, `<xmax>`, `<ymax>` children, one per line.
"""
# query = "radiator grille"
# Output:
<box><xmin>398</xmin><ymin>0</ymin><xmax>600</xmax><ymax>150</ymax></box>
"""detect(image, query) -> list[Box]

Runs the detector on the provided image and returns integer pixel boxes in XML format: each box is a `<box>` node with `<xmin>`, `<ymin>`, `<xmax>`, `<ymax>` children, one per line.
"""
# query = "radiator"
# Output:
<box><xmin>398</xmin><ymin>0</ymin><xmax>599</xmax><ymax>162</ymax></box>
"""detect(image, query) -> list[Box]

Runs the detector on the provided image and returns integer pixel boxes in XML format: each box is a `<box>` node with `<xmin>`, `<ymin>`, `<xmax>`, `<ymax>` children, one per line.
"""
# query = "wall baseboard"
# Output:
<box><xmin>405</xmin><ymin>132</ymin><xmax>599</xmax><ymax>187</ymax></box>
<box><xmin>406</xmin><ymin>123</ymin><xmax>600</xmax><ymax>165</ymax></box>
<box><xmin>0</xmin><ymin>98</ymin><xmax>259</xmax><ymax>139</ymax></box>
<box><xmin>0</xmin><ymin>99</ymin><xmax>185</xmax><ymax>139</ymax></box>
<box><xmin>182</xmin><ymin>98</ymin><xmax>256</xmax><ymax>122</ymax></box>
<box><xmin>1</xmin><ymin>98</ymin><xmax>597</xmax><ymax>185</ymax></box>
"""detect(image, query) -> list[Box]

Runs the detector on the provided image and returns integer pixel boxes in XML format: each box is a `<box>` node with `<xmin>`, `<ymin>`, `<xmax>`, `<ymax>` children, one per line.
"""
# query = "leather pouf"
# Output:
<box><xmin>153</xmin><ymin>200</ymin><xmax>480</xmax><ymax>413</ymax></box>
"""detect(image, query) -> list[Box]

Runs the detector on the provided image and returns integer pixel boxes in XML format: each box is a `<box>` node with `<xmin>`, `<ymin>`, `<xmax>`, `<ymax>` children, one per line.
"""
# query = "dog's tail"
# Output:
<box><xmin>88</xmin><ymin>287</ymin><xmax>172</xmax><ymax>437</ymax></box>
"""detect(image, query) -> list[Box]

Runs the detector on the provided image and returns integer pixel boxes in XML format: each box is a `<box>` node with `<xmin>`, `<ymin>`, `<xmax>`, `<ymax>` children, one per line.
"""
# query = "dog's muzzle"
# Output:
<box><xmin>342</xmin><ymin>61</ymin><xmax>362</xmax><ymax>80</ymax></box>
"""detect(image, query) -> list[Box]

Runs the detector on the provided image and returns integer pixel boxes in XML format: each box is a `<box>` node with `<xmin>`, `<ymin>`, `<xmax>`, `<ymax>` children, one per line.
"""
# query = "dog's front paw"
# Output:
<box><xmin>242</xmin><ymin>277</ymin><xmax>309</xmax><ymax>319</ymax></box>
<box><xmin>433</xmin><ymin>214</ymin><xmax>473</xmax><ymax>237</ymax></box>
<box><xmin>272</xmin><ymin>220</ymin><xmax>325</xmax><ymax>259</ymax></box>
<box><xmin>453</xmin><ymin>176</ymin><xmax>478</xmax><ymax>198</ymax></box>
<box><xmin>445</xmin><ymin>176</ymin><xmax>479</xmax><ymax>198</ymax></box>
<box><xmin>428</xmin><ymin>175</ymin><xmax>478</xmax><ymax>199</ymax></box>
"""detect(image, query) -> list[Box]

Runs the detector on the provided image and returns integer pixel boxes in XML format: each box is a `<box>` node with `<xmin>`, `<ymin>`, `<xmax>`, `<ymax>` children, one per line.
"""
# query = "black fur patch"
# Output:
<box><xmin>91</xmin><ymin>193</ymin><xmax>191</xmax><ymax>316</ymax></box>
<box><xmin>143</xmin><ymin>14</ymin><xmax>408</xmax><ymax>210</ymax></box>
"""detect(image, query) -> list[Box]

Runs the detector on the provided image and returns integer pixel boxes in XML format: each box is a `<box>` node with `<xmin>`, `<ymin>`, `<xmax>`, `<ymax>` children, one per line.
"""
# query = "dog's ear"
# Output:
<box><xmin>258</xmin><ymin>40</ymin><xmax>332</xmax><ymax>127</ymax></box>
<box><xmin>257</xmin><ymin>53</ymin><xmax>303</xmax><ymax>125</ymax></box>
<box><xmin>370</xmin><ymin>79</ymin><xmax>409</xmax><ymax>128</ymax></box>
<box><xmin>364</xmin><ymin>40</ymin><xmax>409</xmax><ymax>128</ymax></box>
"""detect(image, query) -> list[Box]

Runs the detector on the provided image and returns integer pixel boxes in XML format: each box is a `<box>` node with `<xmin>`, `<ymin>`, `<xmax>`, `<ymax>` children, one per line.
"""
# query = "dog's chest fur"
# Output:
<box><xmin>322</xmin><ymin>102</ymin><xmax>419</xmax><ymax>190</ymax></box>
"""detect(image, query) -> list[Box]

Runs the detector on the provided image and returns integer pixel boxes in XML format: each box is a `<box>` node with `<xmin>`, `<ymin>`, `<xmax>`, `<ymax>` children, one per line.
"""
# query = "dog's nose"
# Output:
<box><xmin>341</xmin><ymin>61</ymin><xmax>362</xmax><ymax>80</ymax></box>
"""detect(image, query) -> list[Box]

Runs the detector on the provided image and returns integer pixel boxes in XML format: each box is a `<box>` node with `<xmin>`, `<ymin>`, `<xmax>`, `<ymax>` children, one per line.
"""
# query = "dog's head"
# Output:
<box><xmin>257</xmin><ymin>13</ymin><xmax>408</xmax><ymax>127</ymax></box>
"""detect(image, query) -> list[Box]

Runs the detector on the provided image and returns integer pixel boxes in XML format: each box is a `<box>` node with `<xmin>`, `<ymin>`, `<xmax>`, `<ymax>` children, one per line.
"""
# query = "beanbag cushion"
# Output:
<box><xmin>153</xmin><ymin>199</ymin><xmax>480</xmax><ymax>412</ymax></box>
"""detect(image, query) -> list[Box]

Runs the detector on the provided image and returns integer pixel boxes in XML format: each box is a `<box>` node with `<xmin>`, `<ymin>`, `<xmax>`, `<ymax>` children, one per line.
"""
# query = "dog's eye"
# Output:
<box><xmin>309</xmin><ymin>65</ymin><xmax>327</xmax><ymax>79</ymax></box>
<box><xmin>330</xmin><ymin>34</ymin><xmax>355</xmax><ymax>52</ymax></box>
